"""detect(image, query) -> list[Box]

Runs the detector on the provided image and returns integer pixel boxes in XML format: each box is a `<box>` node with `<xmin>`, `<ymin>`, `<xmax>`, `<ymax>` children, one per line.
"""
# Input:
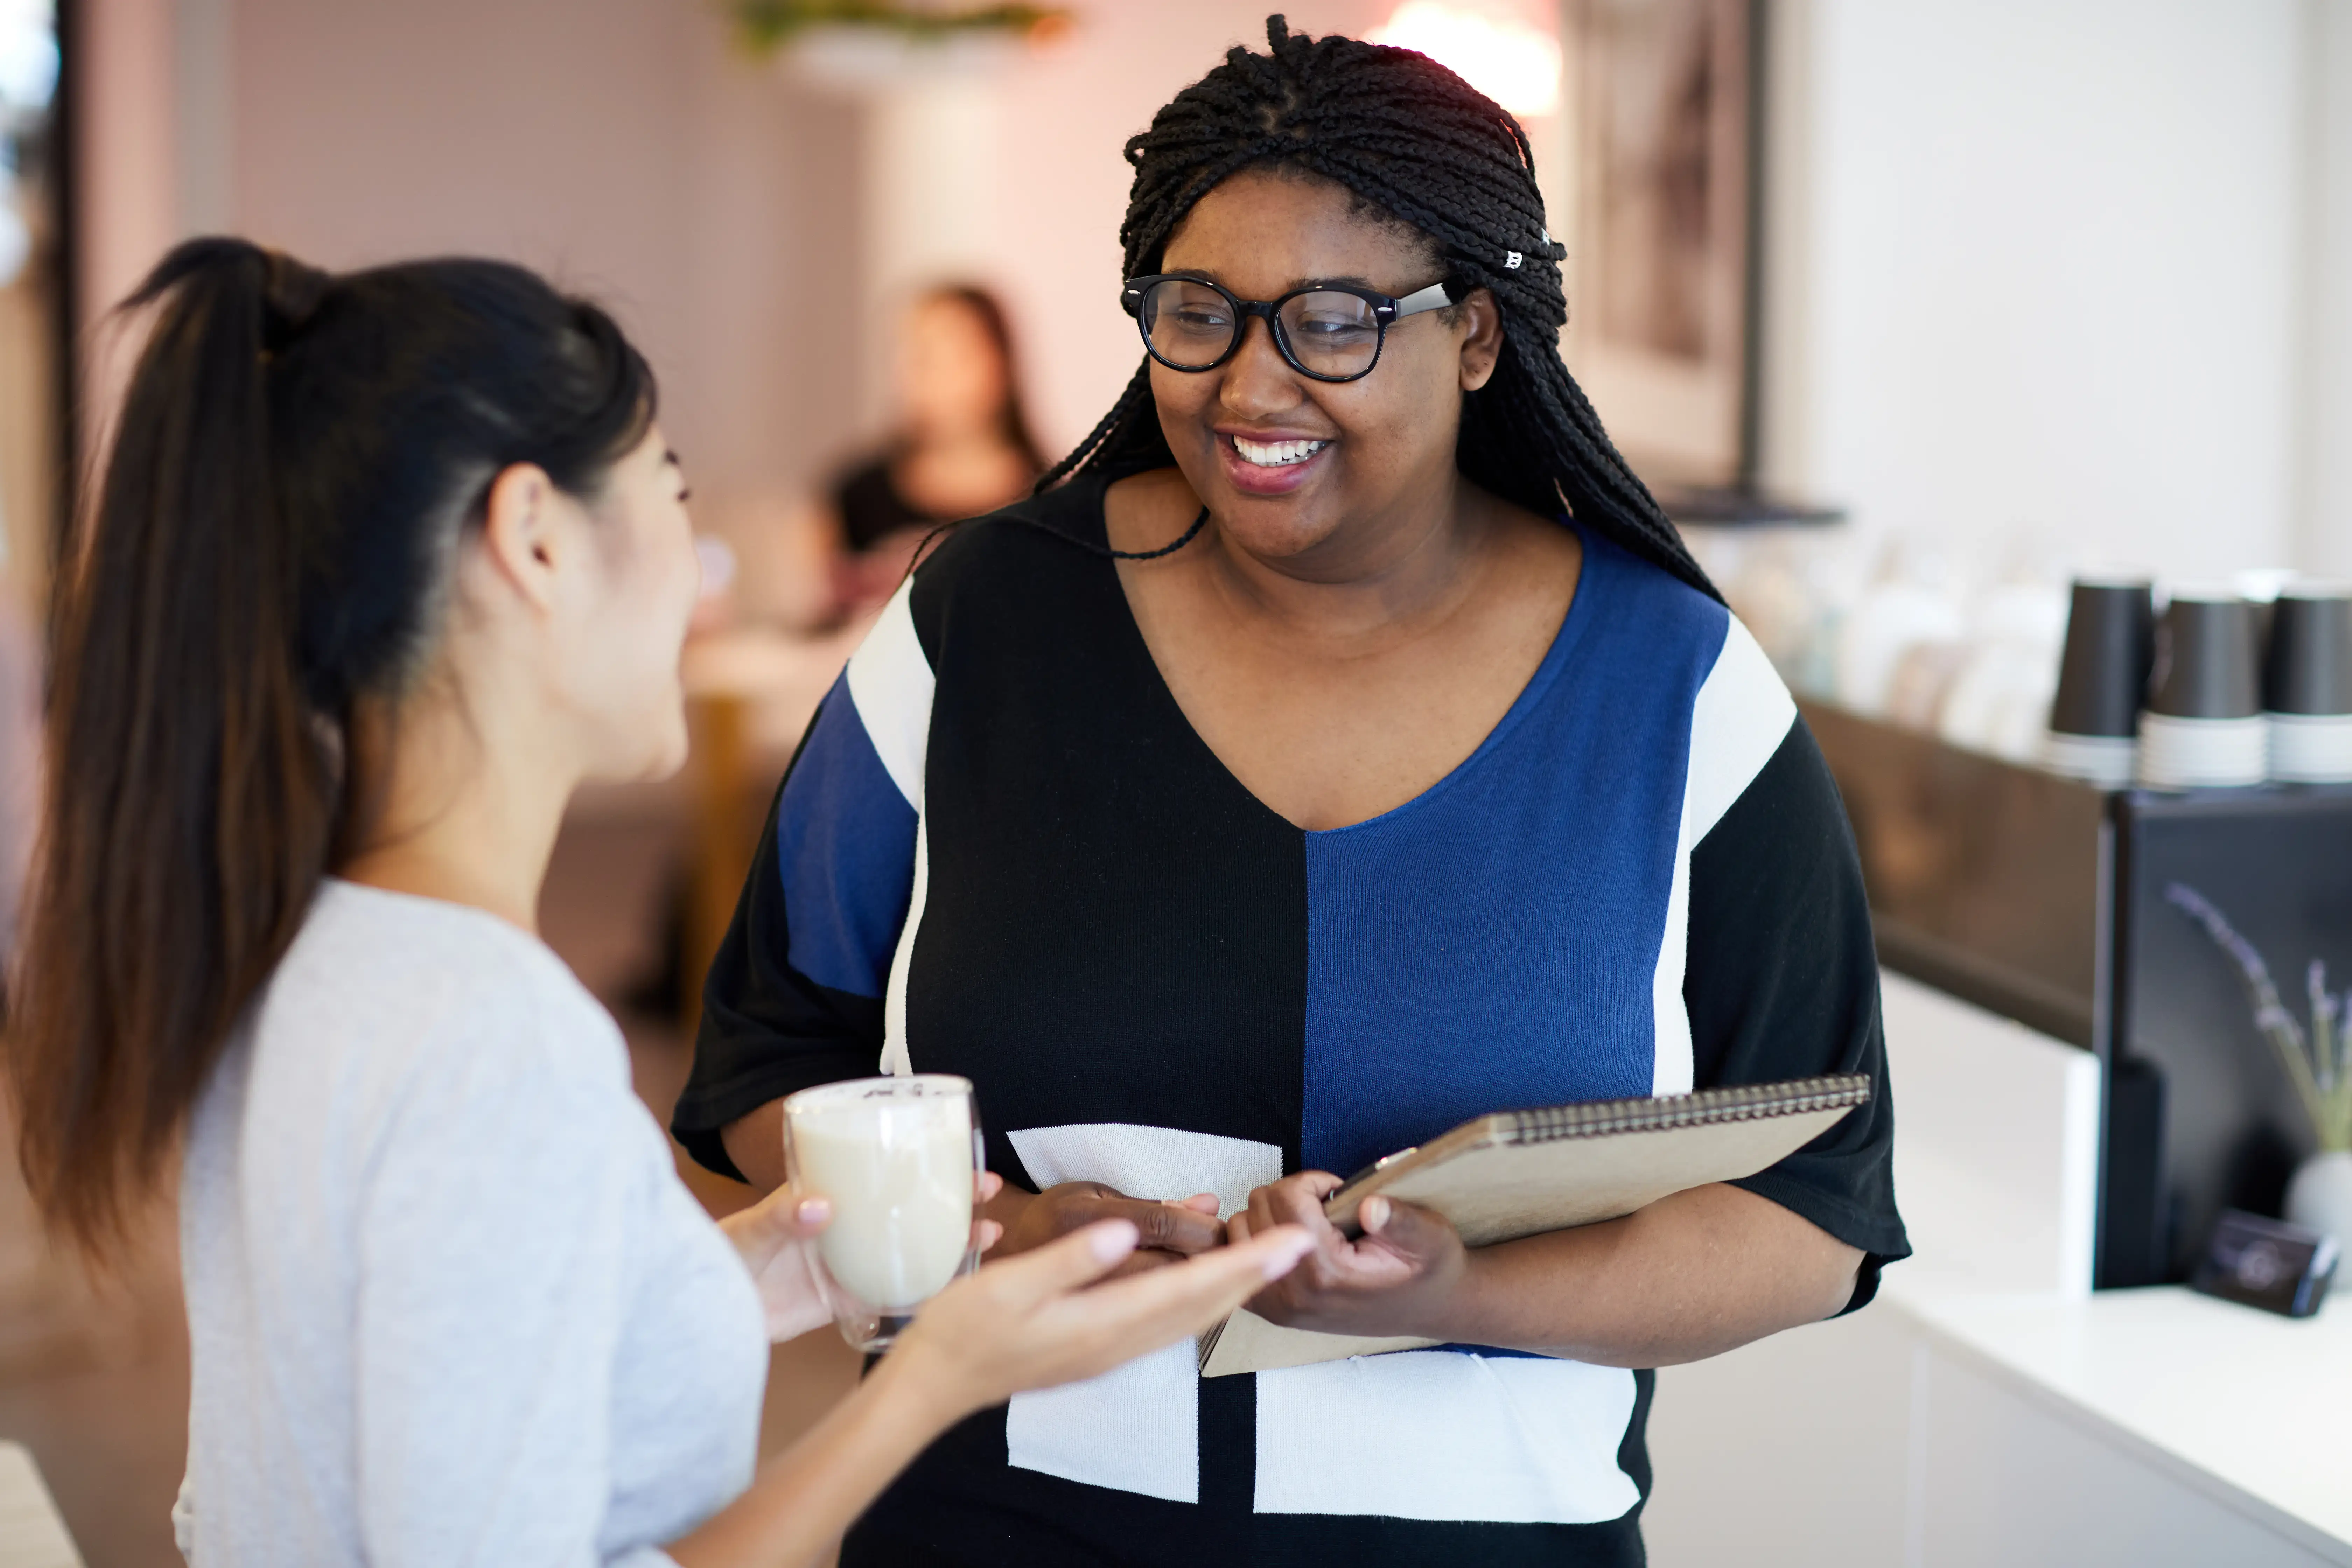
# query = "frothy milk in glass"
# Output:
<box><xmin>784</xmin><ymin>1076</ymin><xmax>979</xmax><ymax>1347</ymax></box>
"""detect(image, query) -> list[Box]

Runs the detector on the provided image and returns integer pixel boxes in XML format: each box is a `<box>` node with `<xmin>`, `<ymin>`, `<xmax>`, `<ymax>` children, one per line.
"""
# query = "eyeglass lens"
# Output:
<box><xmin>1138</xmin><ymin>280</ymin><xmax>1384</xmax><ymax>379</ymax></box>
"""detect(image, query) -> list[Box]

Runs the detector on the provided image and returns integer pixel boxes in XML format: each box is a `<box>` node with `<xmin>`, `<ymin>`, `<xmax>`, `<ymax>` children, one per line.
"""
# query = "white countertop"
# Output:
<box><xmin>1893</xmin><ymin>1280</ymin><xmax>2352</xmax><ymax>1559</ymax></box>
<box><xmin>1648</xmin><ymin>977</ymin><xmax>2352</xmax><ymax>1564</ymax></box>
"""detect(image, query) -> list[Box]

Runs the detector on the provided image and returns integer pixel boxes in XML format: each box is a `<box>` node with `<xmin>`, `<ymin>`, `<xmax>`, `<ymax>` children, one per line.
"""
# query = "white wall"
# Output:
<box><xmin>2302</xmin><ymin>0</ymin><xmax>2352</xmax><ymax>579</ymax></box>
<box><xmin>1758</xmin><ymin>0</ymin><xmax>2309</xmax><ymax>584</ymax></box>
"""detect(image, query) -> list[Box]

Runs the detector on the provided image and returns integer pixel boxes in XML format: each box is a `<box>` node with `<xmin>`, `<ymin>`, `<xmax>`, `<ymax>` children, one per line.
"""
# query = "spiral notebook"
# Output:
<box><xmin>1196</xmin><ymin>1074</ymin><xmax>1871</xmax><ymax>1378</ymax></box>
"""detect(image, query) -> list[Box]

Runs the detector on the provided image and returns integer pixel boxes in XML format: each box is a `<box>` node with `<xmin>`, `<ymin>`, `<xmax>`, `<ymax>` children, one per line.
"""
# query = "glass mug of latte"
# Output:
<box><xmin>782</xmin><ymin>1074</ymin><xmax>984</xmax><ymax>1352</ymax></box>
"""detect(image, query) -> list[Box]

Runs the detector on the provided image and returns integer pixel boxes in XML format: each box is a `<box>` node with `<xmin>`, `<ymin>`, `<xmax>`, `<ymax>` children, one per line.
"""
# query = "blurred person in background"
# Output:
<box><xmin>819</xmin><ymin>284</ymin><xmax>1044</xmax><ymax>620</ymax></box>
<box><xmin>0</xmin><ymin>238</ymin><xmax>1312</xmax><ymax>1568</ymax></box>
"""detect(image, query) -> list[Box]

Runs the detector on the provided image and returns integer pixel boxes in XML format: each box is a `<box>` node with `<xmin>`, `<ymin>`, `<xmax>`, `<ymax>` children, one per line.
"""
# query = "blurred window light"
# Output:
<box><xmin>0</xmin><ymin>0</ymin><xmax>56</xmax><ymax>114</ymax></box>
<box><xmin>1370</xmin><ymin>2</ymin><xmax>1562</xmax><ymax>118</ymax></box>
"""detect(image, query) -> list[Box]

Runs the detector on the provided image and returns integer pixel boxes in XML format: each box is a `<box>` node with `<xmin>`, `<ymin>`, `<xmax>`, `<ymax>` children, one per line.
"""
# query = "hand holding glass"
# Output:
<box><xmin>783</xmin><ymin>1074</ymin><xmax>982</xmax><ymax>1351</ymax></box>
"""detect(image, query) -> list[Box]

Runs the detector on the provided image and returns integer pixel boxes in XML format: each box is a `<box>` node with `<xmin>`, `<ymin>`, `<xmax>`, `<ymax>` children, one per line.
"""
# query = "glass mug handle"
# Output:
<box><xmin>966</xmin><ymin>1125</ymin><xmax>988</xmax><ymax>1280</ymax></box>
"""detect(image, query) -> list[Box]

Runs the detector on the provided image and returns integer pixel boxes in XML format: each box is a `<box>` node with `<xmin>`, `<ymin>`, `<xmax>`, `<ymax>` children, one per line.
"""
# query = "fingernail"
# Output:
<box><xmin>1361</xmin><ymin>1196</ymin><xmax>1391</xmax><ymax>1234</ymax></box>
<box><xmin>1089</xmin><ymin>1220</ymin><xmax>1141</xmax><ymax>1263</ymax></box>
<box><xmin>796</xmin><ymin>1197</ymin><xmax>831</xmax><ymax>1226</ymax></box>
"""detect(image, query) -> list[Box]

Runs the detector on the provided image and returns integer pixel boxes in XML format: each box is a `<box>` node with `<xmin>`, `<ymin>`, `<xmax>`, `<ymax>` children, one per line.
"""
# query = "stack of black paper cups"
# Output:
<box><xmin>2044</xmin><ymin>577</ymin><xmax>2154</xmax><ymax>788</ymax></box>
<box><xmin>2266</xmin><ymin>583</ymin><xmax>2352</xmax><ymax>783</ymax></box>
<box><xmin>2138</xmin><ymin>590</ymin><xmax>2270</xmax><ymax>788</ymax></box>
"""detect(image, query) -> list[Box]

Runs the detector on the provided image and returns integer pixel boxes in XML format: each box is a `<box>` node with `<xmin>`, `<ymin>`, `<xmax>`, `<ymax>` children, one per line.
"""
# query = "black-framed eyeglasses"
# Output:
<box><xmin>1121</xmin><ymin>274</ymin><xmax>1454</xmax><ymax>384</ymax></box>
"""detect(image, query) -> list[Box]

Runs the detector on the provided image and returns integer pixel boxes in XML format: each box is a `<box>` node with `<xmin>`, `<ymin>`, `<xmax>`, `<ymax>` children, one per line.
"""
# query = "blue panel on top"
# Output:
<box><xmin>1301</xmin><ymin>534</ymin><xmax>1730</xmax><ymax>1177</ymax></box>
<box><xmin>775</xmin><ymin>672</ymin><xmax>919</xmax><ymax>1000</ymax></box>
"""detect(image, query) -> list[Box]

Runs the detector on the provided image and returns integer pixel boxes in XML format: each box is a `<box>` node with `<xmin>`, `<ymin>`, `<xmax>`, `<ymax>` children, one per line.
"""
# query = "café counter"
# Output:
<box><xmin>1638</xmin><ymin>971</ymin><xmax>2352</xmax><ymax>1566</ymax></box>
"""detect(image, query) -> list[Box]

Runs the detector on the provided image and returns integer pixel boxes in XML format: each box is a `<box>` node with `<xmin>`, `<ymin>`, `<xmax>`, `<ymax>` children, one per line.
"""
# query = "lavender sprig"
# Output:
<box><xmin>2165</xmin><ymin>883</ymin><xmax>2342</xmax><ymax>1150</ymax></box>
<box><xmin>2311</xmin><ymin>959</ymin><xmax>2350</xmax><ymax>1149</ymax></box>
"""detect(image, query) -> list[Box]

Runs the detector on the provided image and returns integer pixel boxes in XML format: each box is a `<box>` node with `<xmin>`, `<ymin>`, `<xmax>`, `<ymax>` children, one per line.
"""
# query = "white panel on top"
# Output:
<box><xmin>877</xmin><ymin>812</ymin><xmax>927</xmax><ymax>1078</ymax></box>
<box><xmin>1001</xmin><ymin>1124</ymin><xmax>1284</xmax><ymax>1504</ymax></box>
<box><xmin>1649</xmin><ymin>854</ymin><xmax>1697</xmax><ymax>1098</ymax></box>
<box><xmin>1000</xmin><ymin>1340</ymin><xmax>1204</xmax><ymax>1504</ymax></box>
<box><xmin>1681</xmin><ymin>616</ymin><xmax>1798</xmax><ymax>846</ymax></box>
<box><xmin>1255</xmin><ymin>1350</ymin><xmax>1641</xmax><ymax>1523</ymax></box>
<box><xmin>844</xmin><ymin>579</ymin><xmax>933</xmax><ymax>812</ymax></box>
<box><xmin>1004</xmin><ymin>1124</ymin><xmax>1283</xmax><ymax>1218</ymax></box>
<box><xmin>1650</xmin><ymin>614</ymin><xmax>1797</xmax><ymax>1096</ymax></box>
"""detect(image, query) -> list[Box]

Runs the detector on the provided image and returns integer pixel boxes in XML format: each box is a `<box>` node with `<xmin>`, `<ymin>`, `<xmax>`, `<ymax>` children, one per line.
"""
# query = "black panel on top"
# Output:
<box><xmin>903</xmin><ymin>491</ymin><xmax>1308</xmax><ymax>1185</ymax></box>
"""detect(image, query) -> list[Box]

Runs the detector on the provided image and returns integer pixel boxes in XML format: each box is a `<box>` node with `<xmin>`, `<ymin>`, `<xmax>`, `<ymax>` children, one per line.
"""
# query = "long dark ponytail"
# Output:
<box><xmin>1041</xmin><ymin>14</ymin><xmax>1716</xmax><ymax>601</ymax></box>
<box><xmin>6</xmin><ymin>238</ymin><xmax>654</xmax><ymax>1256</ymax></box>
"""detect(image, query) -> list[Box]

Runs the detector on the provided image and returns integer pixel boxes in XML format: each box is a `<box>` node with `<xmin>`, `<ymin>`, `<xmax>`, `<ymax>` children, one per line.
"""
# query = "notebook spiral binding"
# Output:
<box><xmin>1505</xmin><ymin>1074</ymin><xmax>1871</xmax><ymax>1143</ymax></box>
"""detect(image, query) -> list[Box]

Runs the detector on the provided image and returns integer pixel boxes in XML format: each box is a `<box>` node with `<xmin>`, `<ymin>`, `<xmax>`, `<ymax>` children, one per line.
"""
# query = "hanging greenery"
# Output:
<box><xmin>729</xmin><ymin>1</ymin><xmax>1071</xmax><ymax>55</ymax></box>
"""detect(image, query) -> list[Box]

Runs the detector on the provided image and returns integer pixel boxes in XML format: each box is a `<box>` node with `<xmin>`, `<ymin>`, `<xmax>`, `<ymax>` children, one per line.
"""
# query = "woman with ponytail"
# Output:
<box><xmin>679</xmin><ymin>17</ymin><xmax>1908</xmax><ymax>1565</ymax></box>
<box><xmin>2</xmin><ymin>238</ymin><xmax>1314</xmax><ymax>1566</ymax></box>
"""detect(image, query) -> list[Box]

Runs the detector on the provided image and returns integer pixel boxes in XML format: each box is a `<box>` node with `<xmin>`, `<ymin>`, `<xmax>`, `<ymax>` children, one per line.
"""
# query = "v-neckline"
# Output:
<box><xmin>1088</xmin><ymin>477</ymin><xmax>1598</xmax><ymax>838</ymax></box>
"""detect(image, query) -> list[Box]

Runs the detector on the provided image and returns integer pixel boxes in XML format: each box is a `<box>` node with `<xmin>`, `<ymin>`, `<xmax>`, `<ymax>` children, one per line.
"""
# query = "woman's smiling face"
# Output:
<box><xmin>1150</xmin><ymin>168</ymin><xmax>1503</xmax><ymax>569</ymax></box>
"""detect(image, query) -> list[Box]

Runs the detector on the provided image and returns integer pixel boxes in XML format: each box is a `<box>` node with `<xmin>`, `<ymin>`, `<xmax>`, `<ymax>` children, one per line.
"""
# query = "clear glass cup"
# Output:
<box><xmin>782</xmin><ymin>1074</ymin><xmax>983</xmax><ymax>1352</ymax></box>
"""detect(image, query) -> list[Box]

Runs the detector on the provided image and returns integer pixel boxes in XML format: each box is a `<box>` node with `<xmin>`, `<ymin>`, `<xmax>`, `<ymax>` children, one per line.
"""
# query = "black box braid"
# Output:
<box><xmin>1036</xmin><ymin>13</ymin><xmax>1718</xmax><ymax>602</ymax></box>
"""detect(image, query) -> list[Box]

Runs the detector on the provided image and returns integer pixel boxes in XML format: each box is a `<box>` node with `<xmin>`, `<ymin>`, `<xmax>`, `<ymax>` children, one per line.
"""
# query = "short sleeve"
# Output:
<box><xmin>355</xmin><ymin>1020</ymin><xmax>666</xmax><ymax>1567</ymax></box>
<box><xmin>1683</xmin><ymin>715</ymin><xmax>1911</xmax><ymax>1311</ymax></box>
<box><xmin>672</xmin><ymin>744</ymin><xmax>895</xmax><ymax>1182</ymax></box>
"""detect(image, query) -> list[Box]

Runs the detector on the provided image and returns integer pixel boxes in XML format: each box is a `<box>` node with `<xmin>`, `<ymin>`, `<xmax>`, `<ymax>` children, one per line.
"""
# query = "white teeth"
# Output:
<box><xmin>1232</xmin><ymin>436</ymin><xmax>1329</xmax><ymax>468</ymax></box>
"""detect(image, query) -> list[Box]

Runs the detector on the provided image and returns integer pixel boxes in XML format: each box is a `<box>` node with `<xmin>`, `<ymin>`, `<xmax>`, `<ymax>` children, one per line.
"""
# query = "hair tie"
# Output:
<box><xmin>260</xmin><ymin>250</ymin><xmax>331</xmax><ymax>354</ymax></box>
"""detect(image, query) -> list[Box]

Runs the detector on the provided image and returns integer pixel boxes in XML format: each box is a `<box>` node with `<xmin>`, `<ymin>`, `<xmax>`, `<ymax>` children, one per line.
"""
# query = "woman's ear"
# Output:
<box><xmin>477</xmin><ymin>463</ymin><xmax>564</xmax><ymax>613</ymax></box>
<box><xmin>1456</xmin><ymin>288</ymin><xmax>1505</xmax><ymax>392</ymax></box>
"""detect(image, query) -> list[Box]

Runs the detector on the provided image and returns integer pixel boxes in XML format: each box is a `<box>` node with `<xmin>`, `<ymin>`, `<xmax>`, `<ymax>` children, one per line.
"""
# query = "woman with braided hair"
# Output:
<box><xmin>680</xmin><ymin>16</ymin><xmax>1906</xmax><ymax>1564</ymax></box>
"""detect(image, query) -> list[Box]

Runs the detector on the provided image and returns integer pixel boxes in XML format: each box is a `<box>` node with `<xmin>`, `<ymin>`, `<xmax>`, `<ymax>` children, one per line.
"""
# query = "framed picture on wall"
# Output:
<box><xmin>1563</xmin><ymin>0</ymin><xmax>1758</xmax><ymax>493</ymax></box>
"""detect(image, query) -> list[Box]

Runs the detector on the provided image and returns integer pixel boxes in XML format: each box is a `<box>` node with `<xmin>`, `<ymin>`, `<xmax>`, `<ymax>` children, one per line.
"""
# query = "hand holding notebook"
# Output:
<box><xmin>1199</xmin><ymin>1074</ymin><xmax>1870</xmax><ymax>1377</ymax></box>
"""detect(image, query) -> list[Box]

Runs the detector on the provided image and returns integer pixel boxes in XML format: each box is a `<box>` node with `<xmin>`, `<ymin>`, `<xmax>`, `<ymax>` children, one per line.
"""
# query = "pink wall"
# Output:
<box><xmin>231</xmin><ymin>0</ymin><xmax>863</xmax><ymax>507</ymax></box>
<box><xmin>138</xmin><ymin>3</ymin><xmax>1416</xmax><ymax>495</ymax></box>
